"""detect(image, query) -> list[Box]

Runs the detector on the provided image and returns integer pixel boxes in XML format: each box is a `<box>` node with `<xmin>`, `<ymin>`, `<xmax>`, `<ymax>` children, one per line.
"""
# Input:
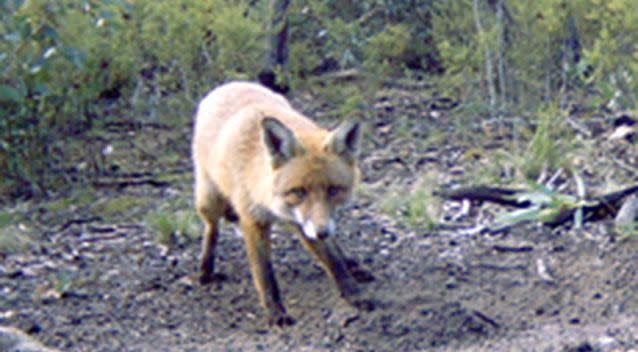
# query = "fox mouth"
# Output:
<box><xmin>293</xmin><ymin>210</ymin><xmax>335</xmax><ymax>240</ymax></box>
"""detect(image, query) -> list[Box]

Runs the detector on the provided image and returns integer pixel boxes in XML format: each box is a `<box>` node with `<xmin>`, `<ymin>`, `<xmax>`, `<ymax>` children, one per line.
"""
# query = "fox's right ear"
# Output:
<box><xmin>262</xmin><ymin>117</ymin><xmax>300</xmax><ymax>168</ymax></box>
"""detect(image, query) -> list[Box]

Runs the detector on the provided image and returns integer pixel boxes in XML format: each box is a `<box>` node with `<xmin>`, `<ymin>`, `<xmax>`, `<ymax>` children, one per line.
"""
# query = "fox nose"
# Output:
<box><xmin>316</xmin><ymin>220</ymin><xmax>335</xmax><ymax>240</ymax></box>
<box><xmin>317</xmin><ymin>230</ymin><xmax>330</xmax><ymax>240</ymax></box>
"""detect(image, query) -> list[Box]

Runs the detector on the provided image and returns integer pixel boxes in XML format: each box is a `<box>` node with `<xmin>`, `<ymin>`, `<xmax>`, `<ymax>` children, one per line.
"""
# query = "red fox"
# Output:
<box><xmin>192</xmin><ymin>81</ymin><xmax>373</xmax><ymax>326</ymax></box>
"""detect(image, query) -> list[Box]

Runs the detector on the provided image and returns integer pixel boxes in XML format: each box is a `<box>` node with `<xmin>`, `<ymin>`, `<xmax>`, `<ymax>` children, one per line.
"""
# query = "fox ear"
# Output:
<box><xmin>325</xmin><ymin>120</ymin><xmax>361</xmax><ymax>163</ymax></box>
<box><xmin>262</xmin><ymin>117</ymin><xmax>300</xmax><ymax>168</ymax></box>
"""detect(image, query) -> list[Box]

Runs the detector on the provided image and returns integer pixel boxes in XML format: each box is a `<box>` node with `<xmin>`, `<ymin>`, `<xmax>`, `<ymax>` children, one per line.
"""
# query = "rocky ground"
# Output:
<box><xmin>1</xmin><ymin>85</ymin><xmax>637</xmax><ymax>351</ymax></box>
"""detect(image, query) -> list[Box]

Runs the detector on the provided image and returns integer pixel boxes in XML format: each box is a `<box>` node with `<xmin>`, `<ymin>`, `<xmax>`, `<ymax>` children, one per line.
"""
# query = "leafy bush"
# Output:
<box><xmin>0</xmin><ymin>0</ymin><xmax>267</xmax><ymax>201</ymax></box>
<box><xmin>1</xmin><ymin>0</ymin><xmax>637</xmax><ymax>203</ymax></box>
<box><xmin>431</xmin><ymin>0</ymin><xmax>638</xmax><ymax>110</ymax></box>
<box><xmin>287</xmin><ymin>1</ymin><xmax>437</xmax><ymax>77</ymax></box>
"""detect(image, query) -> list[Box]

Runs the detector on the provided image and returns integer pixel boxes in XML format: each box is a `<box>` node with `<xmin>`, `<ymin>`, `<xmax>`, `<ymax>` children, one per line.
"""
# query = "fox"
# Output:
<box><xmin>192</xmin><ymin>81</ymin><xmax>373</xmax><ymax>326</ymax></box>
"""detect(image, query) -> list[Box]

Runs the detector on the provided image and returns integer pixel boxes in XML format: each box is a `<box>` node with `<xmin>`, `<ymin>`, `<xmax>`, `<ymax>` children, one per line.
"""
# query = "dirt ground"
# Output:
<box><xmin>1</xmin><ymin>86</ymin><xmax>637</xmax><ymax>351</ymax></box>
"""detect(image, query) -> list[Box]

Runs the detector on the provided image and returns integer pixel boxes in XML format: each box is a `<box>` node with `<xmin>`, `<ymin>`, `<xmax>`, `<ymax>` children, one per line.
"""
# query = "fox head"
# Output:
<box><xmin>262</xmin><ymin>117</ymin><xmax>361</xmax><ymax>241</ymax></box>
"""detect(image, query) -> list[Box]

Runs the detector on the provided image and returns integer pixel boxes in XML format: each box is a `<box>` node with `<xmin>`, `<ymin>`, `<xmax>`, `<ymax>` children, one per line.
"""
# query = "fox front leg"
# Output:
<box><xmin>329</xmin><ymin>238</ymin><xmax>376</xmax><ymax>283</ymax></box>
<box><xmin>299</xmin><ymin>235</ymin><xmax>375</xmax><ymax>311</ymax></box>
<box><xmin>241</xmin><ymin>219</ymin><xmax>295</xmax><ymax>327</ymax></box>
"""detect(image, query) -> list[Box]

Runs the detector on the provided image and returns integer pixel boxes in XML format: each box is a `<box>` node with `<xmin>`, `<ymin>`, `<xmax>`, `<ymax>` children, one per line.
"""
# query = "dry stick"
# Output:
<box><xmin>355</xmin><ymin>6</ymin><xmax>383</xmax><ymax>26</ymax></box>
<box><xmin>544</xmin><ymin>36</ymin><xmax>551</xmax><ymax>102</ymax></box>
<box><xmin>532</xmin><ymin>184</ymin><xmax>638</xmax><ymax>228</ymax></box>
<box><xmin>611</xmin><ymin>157</ymin><xmax>638</xmax><ymax>176</ymax></box>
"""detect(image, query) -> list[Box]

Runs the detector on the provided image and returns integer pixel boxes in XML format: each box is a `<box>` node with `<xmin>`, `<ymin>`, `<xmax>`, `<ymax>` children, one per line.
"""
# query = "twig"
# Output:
<box><xmin>611</xmin><ymin>157</ymin><xmax>638</xmax><ymax>176</ymax></box>
<box><xmin>92</xmin><ymin>179</ymin><xmax>170</xmax><ymax>189</ymax></box>
<box><xmin>492</xmin><ymin>244</ymin><xmax>534</xmax><ymax>253</ymax></box>
<box><xmin>472</xmin><ymin>309</ymin><xmax>501</xmax><ymax>329</ymax></box>
<box><xmin>355</xmin><ymin>6</ymin><xmax>383</xmax><ymax>26</ymax></box>
<box><xmin>565</xmin><ymin>116</ymin><xmax>592</xmax><ymax>137</ymax></box>
<box><xmin>59</xmin><ymin>216</ymin><xmax>103</xmax><ymax>231</ymax></box>
<box><xmin>434</xmin><ymin>186</ymin><xmax>529</xmax><ymax>207</ymax></box>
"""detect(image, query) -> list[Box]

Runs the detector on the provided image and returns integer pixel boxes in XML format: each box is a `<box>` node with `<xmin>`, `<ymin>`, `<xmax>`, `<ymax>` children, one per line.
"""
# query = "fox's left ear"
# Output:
<box><xmin>324</xmin><ymin>120</ymin><xmax>361</xmax><ymax>163</ymax></box>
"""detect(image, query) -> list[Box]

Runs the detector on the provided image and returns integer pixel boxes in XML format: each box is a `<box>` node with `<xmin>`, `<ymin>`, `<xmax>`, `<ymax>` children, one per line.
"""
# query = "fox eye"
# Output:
<box><xmin>327</xmin><ymin>185</ymin><xmax>346</xmax><ymax>198</ymax></box>
<box><xmin>285</xmin><ymin>187</ymin><xmax>307</xmax><ymax>204</ymax></box>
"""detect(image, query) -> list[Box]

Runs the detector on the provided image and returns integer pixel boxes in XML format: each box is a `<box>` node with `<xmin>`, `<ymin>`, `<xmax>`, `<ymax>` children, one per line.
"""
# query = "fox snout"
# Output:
<box><xmin>294</xmin><ymin>209</ymin><xmax>336</xmax><ymax>241</ymax></box>
<box><xmin>303</xmin><ymin>219</ymin><xmax>336</xmax><ymax>240</ymax></box>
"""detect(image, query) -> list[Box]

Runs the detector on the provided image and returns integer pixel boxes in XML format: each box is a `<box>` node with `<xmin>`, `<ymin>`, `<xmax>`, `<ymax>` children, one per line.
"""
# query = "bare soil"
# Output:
<box><xmin>1</xmin><ymin>86</ymin><xmax>637</xmax><ymax>351</ymax></box>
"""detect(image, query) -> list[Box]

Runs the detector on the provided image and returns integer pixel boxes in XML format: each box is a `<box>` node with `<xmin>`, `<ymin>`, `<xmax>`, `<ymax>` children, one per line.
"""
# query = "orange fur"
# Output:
<box><xmin>192</xmin><ymin>81</ymin><xmax>371</xmax><ymax>326</ymax></box>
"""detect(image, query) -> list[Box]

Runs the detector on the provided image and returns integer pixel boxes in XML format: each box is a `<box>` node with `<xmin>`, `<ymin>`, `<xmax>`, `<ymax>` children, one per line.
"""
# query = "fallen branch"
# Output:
<box><xmin>434</xmin><ymin>186</ymin><xmax>529</xmax><ymax>207</ymax></box>
<box><xmin>59</xmin><ymin>216</ymin><xmax>103</xmax><ymax>231</ymax></box>
<box><xmin>92</xmin><ymin>178</ymin><xmax>170</xmax><ymax>189</ymax></box>
<box><xmin>545</xmin><ymin>183</ymin><xmax>638</xmax><ymax>227</ymax></box>
<box><xmin>436</xmin><ymin>183</ymin><xmax>638</xmax><ymax>229</ymax></box>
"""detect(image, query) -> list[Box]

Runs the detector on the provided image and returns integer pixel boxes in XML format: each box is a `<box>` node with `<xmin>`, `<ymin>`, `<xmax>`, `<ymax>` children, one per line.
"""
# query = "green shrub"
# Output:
<box><xmin>0</xmin><ymin>0</ymin><xmax>133</xmax><ymax>199</ymax></box>
<box><xmin>0</xmin><ymin>0</ymin><xmax>268</xmax><ymax>201</ymax></box>
<box><xmin>1</xmin><ymin>0</ymin><xmax>637</xmax><ymax>204</ymax></box>
<box><xmin>431</xmin><ymin>0</ymin><xmax>638</xmax><ymax>110</ymax></box>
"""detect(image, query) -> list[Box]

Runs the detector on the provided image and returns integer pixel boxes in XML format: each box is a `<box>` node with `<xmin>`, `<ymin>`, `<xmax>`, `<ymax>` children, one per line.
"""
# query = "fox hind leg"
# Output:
<box><xmin>195</xmin><ymin>176</ymin><xmax>227</xmax><ymax>284</ymax></box>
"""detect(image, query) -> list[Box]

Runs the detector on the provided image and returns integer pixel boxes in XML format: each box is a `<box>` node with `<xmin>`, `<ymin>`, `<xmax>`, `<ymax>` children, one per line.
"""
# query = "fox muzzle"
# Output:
<box><xmin>295</xmin><ymin>209</ymin><xmax>336</xmax><ymax>241</ymax></box>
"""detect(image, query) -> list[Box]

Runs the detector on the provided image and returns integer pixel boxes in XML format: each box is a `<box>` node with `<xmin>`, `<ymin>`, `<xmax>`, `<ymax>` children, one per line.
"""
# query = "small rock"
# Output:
<box><xmin>596</xmin><ymin>335</ymin><xmax>617</xmax><ymax>349</ymax></box>
<box><xmin>177</xmin><ymin>275</ymin><xmax>195</xmax><ymax>288</ymax></box>
<box><xmin>615</xmin><ymin>194</ymin><xmax>638</xmax><ymax>227</ymax></box>
<box><xmin>33</xmin><ymin>286</ymin><xmax>61</xmax><ymax>303</ymax></box>
<box><xmin>327</xmin><ymin>304</ymin><xmax>360</xmax><ymax>328</ymax></box>
<box><xmin>608</xmin><ymin>125</ymin><xmax>636</xmax><ymax>141</ymax></box>
<box><xmin>0</xmin><ymin>326</ymin><xmax>61</xmax><ymax>352</ymax></box>
<box><xmin>536</xmin><ymin>258</ymin><xmax>555</xmax><ymax>283</ymax></box>
<box><xmin>0</xmin><ymin>311</ymin><xmax>15</xmax><ymax>320</ymax></box>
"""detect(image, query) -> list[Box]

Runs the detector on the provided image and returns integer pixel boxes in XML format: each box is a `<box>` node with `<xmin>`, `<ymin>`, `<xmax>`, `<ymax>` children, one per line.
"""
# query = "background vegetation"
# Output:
<box><xmin>1</xmin><ymin>0</ymin><xmax>637</xmax><ymax>202</ymax></box>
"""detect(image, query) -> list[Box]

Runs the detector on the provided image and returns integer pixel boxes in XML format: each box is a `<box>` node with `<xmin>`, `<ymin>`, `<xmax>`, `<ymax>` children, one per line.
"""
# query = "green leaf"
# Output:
<box><xmin>515</xmin><ymin>190</ymin><xmax>553</xmax><ymax>205</ymax></box>
<box><xmin>574</xmin><ymin>207</ymin><xmax>583</xmax><ymax>229</ymax></box>
<box><xmin>526</xmin><ymin>180</ymin><xmax>556</xmax><ymax>196</ymax></box>
<box><xmin>60</xmin><ymin>46</ymin><xmax>86</xmax><ymax>69</ymax></box>
<box><xmin>494</xmin><ymin>206</ymin><xmax>543</xmax><ymax>226</ymax></box>
<box><xmin>0</xmin><ymin>84</ymin><xmax>24</xmax><ymax>102</ymax></box>
<box><xmin>538</xmin><ymin>207</ymin><xmax>565</xmax><ymax>223</ymax></box>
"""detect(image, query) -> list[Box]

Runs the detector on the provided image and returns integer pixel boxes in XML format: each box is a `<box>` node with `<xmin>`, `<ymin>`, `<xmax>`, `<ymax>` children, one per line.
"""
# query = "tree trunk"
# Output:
<box><xmin>496</xmin><ymin>0</ymin><xmax>507</xmax><ymax>109</ymax></box>
<box><xmin>259</xmin><ymin>0</ymin><xmax>290</xmax><ymax>94</ymax></box>
<box><xmin>473</xmin><ymin>0</ymin><xmax>497</xmax><ymax>110</ymax></box>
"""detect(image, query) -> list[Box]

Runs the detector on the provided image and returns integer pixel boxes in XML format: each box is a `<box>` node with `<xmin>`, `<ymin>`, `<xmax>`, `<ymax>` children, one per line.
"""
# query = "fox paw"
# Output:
<box><xmin>345</xmin><ymin>259</ymin><xmax>375</xmax><ymax>283</ymax></box>
<box><xmin>350</xmin><ymin>267</ymin><xmax>375</xmax><ymax>283</ymax></box>
<box><xmin>198</xmin><ymin>272</ymin><xmax>228</xmax><ymax>285</ymax></box>
<box><xmin>268</xmin><ymin>312</ymin><xmax>295</xmax><ymax>328</ymax></box>
<box><xmin>350</xmin><ymin>298</ymin><xmax>375</xmax><ymax>312</ymax></box>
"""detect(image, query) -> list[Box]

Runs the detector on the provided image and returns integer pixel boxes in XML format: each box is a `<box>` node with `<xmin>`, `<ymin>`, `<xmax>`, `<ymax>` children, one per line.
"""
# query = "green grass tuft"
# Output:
<box><xmin>0</xmin><ymin>226</ymin><xmax>32</xmax><ymax>255</ymax></box>
<box><xmin>379</xmin><ymin>175</ymin><xmax>440</xmax><ymax>230</ymax></box>
<box><xmin>146</xmin><ymin>210</ymin><xmax>200</xmax><ymax>246</ymax></box>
